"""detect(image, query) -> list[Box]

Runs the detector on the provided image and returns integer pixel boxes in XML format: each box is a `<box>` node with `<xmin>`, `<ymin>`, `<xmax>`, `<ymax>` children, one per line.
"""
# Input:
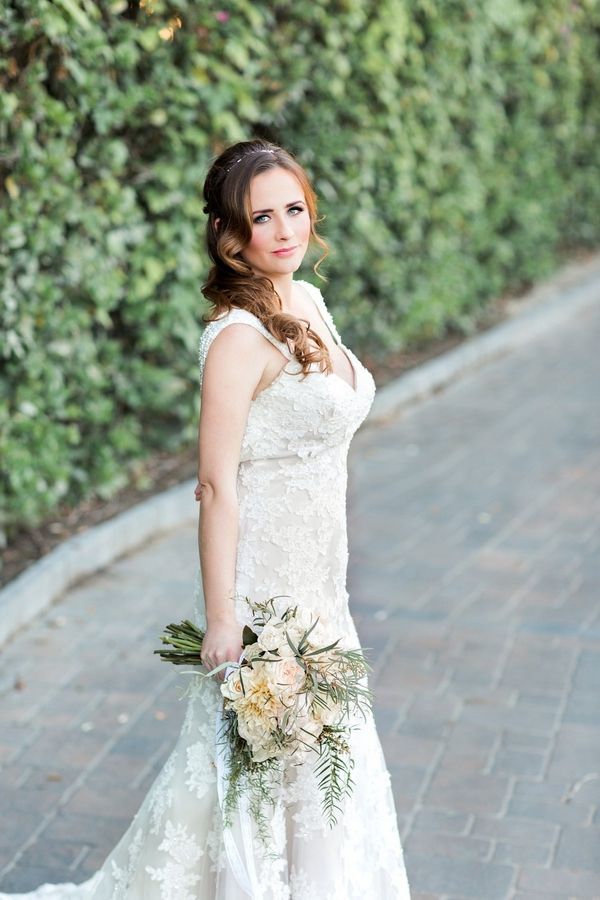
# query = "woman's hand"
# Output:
<box><xmin>201</xmin><ymin>614</ymin><xmax>243</xmax><ymax>681</ymax></box>
<box><xmin>194</xmin><ymin>481</ymin><xmax>202</xmax><ymax>502</ymax></box>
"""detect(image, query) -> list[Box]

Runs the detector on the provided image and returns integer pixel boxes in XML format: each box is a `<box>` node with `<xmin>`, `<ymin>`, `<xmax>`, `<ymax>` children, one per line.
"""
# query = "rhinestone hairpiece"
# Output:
<box><xmin>225</xmin><ymin>148</ymin><xmax>276</xmax><ymax>174</ymax></box>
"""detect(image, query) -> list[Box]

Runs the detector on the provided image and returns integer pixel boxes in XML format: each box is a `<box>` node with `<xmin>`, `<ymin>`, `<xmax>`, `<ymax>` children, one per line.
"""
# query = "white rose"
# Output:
<box><xmin>287</xmin><ymin>609</ymin><xmax>335</xmax><ymax>653</ymax></box>
<box><xmin>257</xmin><ymin>622</ymin><xmax>284</xmax><ymax>653</ymax></box>
<box><xmin>277</xmin><ymin>641</ymin><xmax>296</xmax><ymax>659</ymax></box>
<box><xmin>221</xmin><ymin>672</ymin><xmax>244</xmax><ymax>703</ymax></box>
<box><xmin>268</xmin><ymin>657</ymin><xmax>304</xmax><ymax>691</ymax></box>
<box><xmin>241</xmin><ymin>642</ymin><xmax>263</xmax><ymax>662</ymax></box>
<box><xmin>307</xmin><ymin>620</ymin><xmax>337</xmax><ymax>651</ymax></box>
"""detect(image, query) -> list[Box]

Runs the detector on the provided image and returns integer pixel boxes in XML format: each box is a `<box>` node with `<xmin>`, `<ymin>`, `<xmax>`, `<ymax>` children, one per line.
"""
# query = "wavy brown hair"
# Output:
<box><xmin>201</xmin><ymin>138</ymin><xmax>332</xmax><ymax>378</ymax></box>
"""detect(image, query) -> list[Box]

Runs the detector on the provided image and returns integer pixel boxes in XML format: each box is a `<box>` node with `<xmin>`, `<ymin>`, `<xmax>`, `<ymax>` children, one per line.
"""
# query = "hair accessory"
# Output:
<box><xmin>225</xmin><ymin>148</ymin><xmax>277</xmax><ymax>174</ymax></box>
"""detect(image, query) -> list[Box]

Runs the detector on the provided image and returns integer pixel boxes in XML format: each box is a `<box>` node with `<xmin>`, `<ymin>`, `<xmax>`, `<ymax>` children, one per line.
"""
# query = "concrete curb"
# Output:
<box><xmin>1</xmin><ymin>253</ymin><xmax>599</xmax><ymax>647</ymax></box>
<box><xmin>0</xmin><ymin>480</ymin><xmax>198</xmax><ymax>647</ymax></box>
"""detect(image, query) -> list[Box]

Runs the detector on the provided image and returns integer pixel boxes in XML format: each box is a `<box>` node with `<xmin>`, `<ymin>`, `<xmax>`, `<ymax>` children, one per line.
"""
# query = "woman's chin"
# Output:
<box><xmin>249</xmin><ymin>250</ymin><xmax>307</xmax><ymax>280</ymax></box>
<box><xmin>273</xmin><ymin>252</ymin><xmax>305</xmax><ymax>275</ymax></box>
<box><xmin>266</xmin><ymin>258</ymin><xmax>305</xmax><ymax>277</ymax></box>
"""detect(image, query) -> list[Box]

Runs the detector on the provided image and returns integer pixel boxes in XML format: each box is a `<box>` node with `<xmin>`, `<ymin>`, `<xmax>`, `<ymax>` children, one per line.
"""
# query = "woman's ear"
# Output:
<box><xmin>214</xmin><ymin>217</ymin><xmax>221</xmax><ymax>230</ymax></box>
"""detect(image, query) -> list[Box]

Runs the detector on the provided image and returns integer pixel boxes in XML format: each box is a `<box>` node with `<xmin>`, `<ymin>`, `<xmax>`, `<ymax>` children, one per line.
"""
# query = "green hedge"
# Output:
<box><xmin>1</xmin><ymin>0</ymin><xmax>598</xmax><ymax>545</ymax></box>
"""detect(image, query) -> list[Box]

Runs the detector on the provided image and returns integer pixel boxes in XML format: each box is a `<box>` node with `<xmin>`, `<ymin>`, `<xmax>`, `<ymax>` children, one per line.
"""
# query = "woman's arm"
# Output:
<box><xmin>196</xmin><ymin>324</ymin><xmax>267</xmax><ymax>676</ymax></box>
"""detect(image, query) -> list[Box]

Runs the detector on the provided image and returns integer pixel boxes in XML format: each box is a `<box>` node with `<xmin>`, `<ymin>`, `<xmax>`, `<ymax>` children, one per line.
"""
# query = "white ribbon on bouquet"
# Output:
<box><xmin>214</xmin><ymin>654</ymin><xmax>263</xmax><ymax>900</ymax></box>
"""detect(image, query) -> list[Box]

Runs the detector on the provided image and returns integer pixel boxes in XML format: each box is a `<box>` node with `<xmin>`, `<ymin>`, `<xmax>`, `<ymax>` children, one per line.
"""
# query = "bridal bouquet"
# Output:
<box><xmin>155</xmin><ymin>596</ymin><xmax>372</xmax><ymax>845</ymax></box>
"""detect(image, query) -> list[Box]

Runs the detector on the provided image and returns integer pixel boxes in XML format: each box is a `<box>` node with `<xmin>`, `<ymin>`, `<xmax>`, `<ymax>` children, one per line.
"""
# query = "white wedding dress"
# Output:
<box><xmin>1</xmin><ymin>279</ymin><xmax>410</xmax><ymax>899</ymax></box>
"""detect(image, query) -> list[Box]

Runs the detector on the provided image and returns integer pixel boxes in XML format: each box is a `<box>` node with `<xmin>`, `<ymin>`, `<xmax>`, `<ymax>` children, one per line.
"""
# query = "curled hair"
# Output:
<box><xmin>201</xmin><ymin>138</ymin><xmax>331</xmax><ymax>378</ymax></box>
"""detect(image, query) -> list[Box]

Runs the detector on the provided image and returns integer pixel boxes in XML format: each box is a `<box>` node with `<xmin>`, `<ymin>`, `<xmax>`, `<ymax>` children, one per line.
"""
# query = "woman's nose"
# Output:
<box><xmin>275</xmin><ymin>217</ymin><xmax>295</xmax><ymax>240</ymax></box>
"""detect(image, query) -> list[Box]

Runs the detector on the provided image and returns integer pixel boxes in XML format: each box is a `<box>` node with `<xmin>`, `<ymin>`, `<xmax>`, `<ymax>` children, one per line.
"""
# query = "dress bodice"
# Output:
<box><xmin>198</xmin><ymin>279</ymin><xmax>376</xmax><ymax>463</ymax></box>
<box><xmin>197</xmin><ymin>279</ymin><xmax>376</xmax><ymax>632</ymax></box>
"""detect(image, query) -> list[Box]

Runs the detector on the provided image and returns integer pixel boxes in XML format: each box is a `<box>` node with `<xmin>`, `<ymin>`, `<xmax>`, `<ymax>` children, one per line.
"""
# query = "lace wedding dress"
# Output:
<box><xmin>1</xmin><ymin>279</ymin><xmax>410</xmax><ymax>899</ymax></box>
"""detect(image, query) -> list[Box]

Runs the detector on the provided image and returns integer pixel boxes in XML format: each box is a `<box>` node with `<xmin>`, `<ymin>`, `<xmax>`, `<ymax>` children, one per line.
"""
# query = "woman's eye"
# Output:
<box><xmin>252</xmin><ymin>206</ymin><xmax>304</xmax><ymax>225</ymax></box>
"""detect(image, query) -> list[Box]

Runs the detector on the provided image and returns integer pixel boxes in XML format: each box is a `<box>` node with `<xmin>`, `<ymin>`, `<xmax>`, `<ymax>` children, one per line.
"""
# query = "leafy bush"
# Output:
<box><xmin>1</xmin><ymin>0</ymin><xmax>598</xmax><ymax>543</ymax></box>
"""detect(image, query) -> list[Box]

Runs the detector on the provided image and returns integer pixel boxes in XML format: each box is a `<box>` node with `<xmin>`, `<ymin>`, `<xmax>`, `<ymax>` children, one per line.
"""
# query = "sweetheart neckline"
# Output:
<box><xmin>293</xmin><ymin>280</ymin><xmax>359</xmax><ymax>394</ymax></box>
<box><xmin>210</xmin><ymin>291</ymin><xmax>361</xmax><ymax>397</ymax></box>
<box><xmin>329</xmin><ymin>345</ymin><xmax>359</xmax><ymax>394</ymax></box>
<box><xmin>252</xmin><ymin>350</ymin><xmax>362</xmax><ymax>404</ymax></box>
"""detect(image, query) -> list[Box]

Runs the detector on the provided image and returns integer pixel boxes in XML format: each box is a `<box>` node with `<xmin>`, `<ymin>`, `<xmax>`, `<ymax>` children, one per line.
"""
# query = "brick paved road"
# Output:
<box><xmin>1</xmin><ymin>300</ymin><xmax>599</xmax><ymax>898</ymax></box>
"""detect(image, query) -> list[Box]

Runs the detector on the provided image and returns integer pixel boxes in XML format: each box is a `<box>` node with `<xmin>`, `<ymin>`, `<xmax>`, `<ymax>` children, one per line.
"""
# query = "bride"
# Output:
<box><xmin>1</xmin><ymin>139</ymin><xmax>411</xmax><ymax>898</ymax></box>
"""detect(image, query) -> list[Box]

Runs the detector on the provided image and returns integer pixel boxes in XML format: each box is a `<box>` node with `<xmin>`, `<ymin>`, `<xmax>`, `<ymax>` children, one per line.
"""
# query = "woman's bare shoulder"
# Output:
<box><xmin>199</xmin><ymin>310</ymin><xmax>289</xmax><ymax>386</ymax></box>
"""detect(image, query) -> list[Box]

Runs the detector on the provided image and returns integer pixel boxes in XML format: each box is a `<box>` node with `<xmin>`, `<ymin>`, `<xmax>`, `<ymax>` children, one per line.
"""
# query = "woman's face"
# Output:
<box><xmin>241</xmin><ymin>167</ymin><xmax>311</xmax><ymax>278</ymax></box>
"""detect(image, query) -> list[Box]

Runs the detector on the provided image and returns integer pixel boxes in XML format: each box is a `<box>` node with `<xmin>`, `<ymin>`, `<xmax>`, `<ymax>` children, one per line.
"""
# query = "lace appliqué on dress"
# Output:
<box><xmin>145</xmin><ymin>821</ymin><xmax>203</xmax><ymax>900</ymax></box>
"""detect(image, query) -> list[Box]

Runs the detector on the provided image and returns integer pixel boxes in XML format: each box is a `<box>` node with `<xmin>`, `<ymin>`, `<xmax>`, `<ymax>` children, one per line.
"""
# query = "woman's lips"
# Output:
<box><xmin>272</xmin><ymin>246</ymin><xmax>298</xmax><ymax>256</ymax></box>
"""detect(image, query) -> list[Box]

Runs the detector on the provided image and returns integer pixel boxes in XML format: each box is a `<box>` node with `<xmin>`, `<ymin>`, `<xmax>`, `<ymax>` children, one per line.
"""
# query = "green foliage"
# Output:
<box><xmin>1</xmin><ymin>0</ymin><xmax>599</xmax><ymax>541</ymax></box>
<box><xmin>315</xmin><ymin>728</ymin><xmax>356</xmax><ymax>826</ymax></box>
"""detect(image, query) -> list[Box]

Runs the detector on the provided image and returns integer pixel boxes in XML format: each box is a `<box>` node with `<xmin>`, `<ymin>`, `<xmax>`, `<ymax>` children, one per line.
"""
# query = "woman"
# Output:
<box><xmin>1</xmin><ymin>139</ymin><xmax>411</xmax><ymax>898</ymax></box>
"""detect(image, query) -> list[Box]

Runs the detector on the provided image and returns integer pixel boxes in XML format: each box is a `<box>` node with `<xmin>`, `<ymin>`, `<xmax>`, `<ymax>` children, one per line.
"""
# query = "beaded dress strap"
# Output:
<box><xmin>198</xmin><ymin>308</ymin><xmax>292</xmax><ymax>388</ymax></box>
<box><xmin>295</xmin><ymin>279</ymin><xmax>344</xmax><ymax>346</ymax></box>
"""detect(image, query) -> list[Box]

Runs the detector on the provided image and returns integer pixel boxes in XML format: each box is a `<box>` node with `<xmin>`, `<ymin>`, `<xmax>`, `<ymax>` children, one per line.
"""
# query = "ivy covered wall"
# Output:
<box><xmin>1</xmin><ymin>0</ymin><xmax>598</xmax><ymax>540</ymax></box>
